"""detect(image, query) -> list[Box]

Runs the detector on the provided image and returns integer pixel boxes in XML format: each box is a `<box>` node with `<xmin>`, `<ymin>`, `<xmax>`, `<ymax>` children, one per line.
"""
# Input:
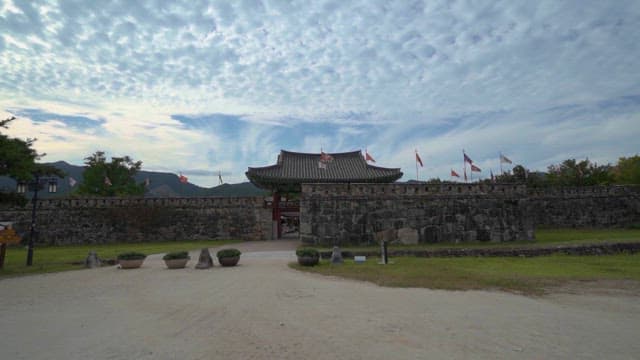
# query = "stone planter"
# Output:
<box><xmin>118</xmin><ymin>259</ymin><xmax>145</xmax><ymax>269</ymax></box>
<box><xmin>164</xmin><ymin>258</ymin><xmax>189</xmax><ymax>269</ymax></box>
<box><xmin>297</xmin><ymin>255</ymin><xmax>319</xmax><ymax>266</ymax></box>
<box><xmin>218</xmin><ymin>256</ymin><xmax>240</xmax><ymax>267</ymax></box>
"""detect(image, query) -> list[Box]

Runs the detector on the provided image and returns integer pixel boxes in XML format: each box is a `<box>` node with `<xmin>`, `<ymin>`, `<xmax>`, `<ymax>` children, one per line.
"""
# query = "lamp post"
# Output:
<box><xmin>17</xmin><ymin>174</ymin><xmax>57</xmax><ymax>266</ymax></box>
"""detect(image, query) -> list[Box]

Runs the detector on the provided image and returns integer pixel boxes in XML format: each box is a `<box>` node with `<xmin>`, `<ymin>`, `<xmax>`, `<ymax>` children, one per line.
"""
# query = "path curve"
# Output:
<box><xmin>1</xmin><ymin>241</ymin><xmax>639</xmax><ymax>359</ymax></box>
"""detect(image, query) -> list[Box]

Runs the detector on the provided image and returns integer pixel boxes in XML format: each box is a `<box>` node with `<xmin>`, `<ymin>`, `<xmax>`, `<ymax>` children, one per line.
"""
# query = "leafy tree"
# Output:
<box><xmin>77</xmin><ymin>151</ymin><xmax>144</xmax><ymax>196</ymax></box>
<box><xmin>613</xmin><ymin>155</ymin><xmax>640</xmax><ymax>184</ymax></box>
<box><xmin>1</xmin><ymin>117</ymin><xmax>63</xmax><ymax>204</ymax></box>
<box><xmin>546</xmin><ymin>158</ymin><xmax>613</xmax><ymax>186</ymax></box>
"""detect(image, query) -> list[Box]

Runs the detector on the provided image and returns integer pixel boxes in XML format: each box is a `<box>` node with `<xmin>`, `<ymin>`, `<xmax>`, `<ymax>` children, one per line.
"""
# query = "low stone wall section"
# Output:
<box><xmin>319</xmin><ymin>242</ymin><xmax>640</xmax><ymax>259</ymax></box>
<box><xmin>527</xmin><ymin>186</ymin><xmax>640</xmax><ymax>228</ymax></box>
<box><xmin>0</xmin><ymin>197</ymin><xmax>272</xmax><ymax>245</ymax></box>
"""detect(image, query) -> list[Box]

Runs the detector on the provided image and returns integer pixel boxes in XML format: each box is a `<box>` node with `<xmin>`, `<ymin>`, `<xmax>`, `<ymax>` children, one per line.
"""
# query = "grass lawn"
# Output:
<box><xmin>315</xmin><ymin>228</ymin><xmax>640</xmax><ymax>252</ymax></box>
<box><xmin>290</xmin><ymin>253</ymin><xmax>640</xmax><ymax>295</ymax></box>
<box><xmin>0</xmin><ymin>239</ymin><xmax>239</xmax><ymax>278</ymax></box>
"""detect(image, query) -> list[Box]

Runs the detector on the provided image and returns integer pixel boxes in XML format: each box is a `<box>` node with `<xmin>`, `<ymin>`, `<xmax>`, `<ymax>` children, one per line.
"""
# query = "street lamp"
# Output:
<box><xmin>16</xmin><ymin>174</ymin><xmax>58</xmax><ymax>266</ymax></box>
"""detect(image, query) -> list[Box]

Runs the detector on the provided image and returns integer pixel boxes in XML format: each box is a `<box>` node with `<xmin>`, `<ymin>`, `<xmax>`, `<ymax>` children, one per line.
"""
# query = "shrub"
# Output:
<box><xmin>162</xmin><ymin>251</ymin><xmax>190</xmax><ymax>260</ymax></box>
<box><xmin>117</xmin><ymin>251</ymin><xmax>146</xmax><ymax>260</ymax></box>
<box><xmin>217</xmin><ymin>248</ymin><xmax>241</xmax><ymax>258</ymax></box>
<box><xmin>296</xmin><ymin>248</ymin><xmax>319</xmax><ymax>257</ymax></box>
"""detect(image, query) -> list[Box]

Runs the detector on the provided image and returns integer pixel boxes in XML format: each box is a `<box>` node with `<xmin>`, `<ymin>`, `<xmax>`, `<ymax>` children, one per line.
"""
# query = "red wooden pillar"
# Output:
<box><xmin>272</xmin><ymin>192</ymin><xmax>281</xmax><ymax>240</ymax></box>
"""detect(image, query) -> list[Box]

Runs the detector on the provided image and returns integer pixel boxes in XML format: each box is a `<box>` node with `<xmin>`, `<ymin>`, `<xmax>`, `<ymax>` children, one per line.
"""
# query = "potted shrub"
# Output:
<box><xmin>216</xmin><ymin>248</ymin><xmax>241</xmax><ymax>267</ymax></box>
<box><xmin>296</xmin><ymin>248</ymin><xmax>319</xmax><ymax>266</ymax></box>
<box><xmin>162</xmin><ymin>251</ymin><xmax>190</xmax><ymax>269</ymax></box>
<box><xmin>117</xmin><ymin>251</ymin><xmax>146</xmax><ymax>269</ymax></box>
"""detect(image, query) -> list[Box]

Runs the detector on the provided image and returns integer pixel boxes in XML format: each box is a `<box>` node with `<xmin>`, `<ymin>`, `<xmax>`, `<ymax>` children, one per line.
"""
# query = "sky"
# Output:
<box><xmin>1</xmin><ymin>0</ymin><xmax>639</xmax><ymax>187</ymax></box>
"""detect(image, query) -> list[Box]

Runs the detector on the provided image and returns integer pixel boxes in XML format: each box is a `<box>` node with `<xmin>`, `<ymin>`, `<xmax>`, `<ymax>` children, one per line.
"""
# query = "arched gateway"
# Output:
<box><xmin>246</xmin><ymin>150</ymin><xmax>403</xmax><ymax>239</ymax></box>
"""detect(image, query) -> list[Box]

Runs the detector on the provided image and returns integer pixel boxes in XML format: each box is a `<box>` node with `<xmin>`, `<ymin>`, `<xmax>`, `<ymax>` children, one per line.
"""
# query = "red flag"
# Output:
<box><xmin>471</xmin><ymin>164</ymin><xmax>482</xmax><ymax>172</ymax></box>
<box><xmin>104</xmin><ymin>176</ymin><xmax>112</xmax><ymax>186</ymax></box>
<box><xmin>365</xmin><ymin>150</ymin><xmax>375</xmax><ymax>163</ymax></box>
<box><xmin>320</xmin><ymin>151</ymin><xmax>333</xmax><ymax>163</ymax></box>
<box><xmin>415</xmin><ymin>152</ymin><xmax>423</xmax><ymax>167</ymax></box>
<box><xmin>464</xmin><ymin>152</ymin><xmax>473</xmax><ymax>164</ymax></box>
<box><xmin>179</xmin><ymin>174</ymin><xmax>188</xmax><ymax>183</ymax></box>
<box><xmin>451</xmin><ymin>169</ymin><xmax>460</xmax><ymax>178</ymax></box>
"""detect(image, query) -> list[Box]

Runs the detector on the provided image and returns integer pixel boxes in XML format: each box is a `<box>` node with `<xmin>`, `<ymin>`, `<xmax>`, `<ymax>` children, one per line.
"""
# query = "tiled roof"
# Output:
<box><xmin>246</xmin><ymin>150</ymin><xmax>403</xmax><ymax>191</ymax></box>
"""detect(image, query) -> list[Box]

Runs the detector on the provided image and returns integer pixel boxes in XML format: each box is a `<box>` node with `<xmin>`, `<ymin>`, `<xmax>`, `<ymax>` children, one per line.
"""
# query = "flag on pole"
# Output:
<box><xmin>451</xmin><ymin>170</ymin><xmax>460</xmax><ymax>178</ymax></box>
<box><xmin>319</xmin><ymin>150</ymin><xmax>333</xmax><ymax>169</ymax></box>
<box><xmin>490</xmin><ymin>169</ymin><xmax>495</xmax><ymax>182</ymax></box>
<box><xmin>144</xmin><ymin>178</ymin><xmax>150</xmax><ymax>187</ymax></box>
<box><xmin>471</xmin><ymin>164</ymin><xmax>482</xmax><ymax>172</ymax></box>
<box><xmin>415</xmin><ymin>151</ymin><xmax>423</xmax><ymax>167</ymax></box>
<box><xmin>464</xmin><ymin>167</ymin><xmax>468</xmax><ymax>181</ymax></box>
<box><xmin>68</xmin><ymin>177</ymin><xmax>77</xmax><ymax>187</ymax></box>
<box><xmin>320</xmin><ymin>151</ymin><xmax>333</xmax><ymax>163</ymax></box>
<box><xmin>464</xmin><ymin>152</ymin><xmax>473</xmax><ymax>164</ymax></box>
<box><xmin>500</xmin><ymin>153</ymin><xmax>512</xmax><ymax>164</ymax></box>
<box><xmin>364</xmin><ymin>150</ymin><xmax>375</xmax><ymax>163</ymax></box>
<box><xmin>218</xmin><ymin>171</ymin><xmax>223</xmax><ymax>185</ymax></box>
<box><xmin>179</xmin><ymin>174</ymin><xmax>188</xmax><ymax>183</ymax></box>
<box><xmin>104</xmin><ymin>176</ymin><xmax>112</xmax><ymax>186</ymax></box>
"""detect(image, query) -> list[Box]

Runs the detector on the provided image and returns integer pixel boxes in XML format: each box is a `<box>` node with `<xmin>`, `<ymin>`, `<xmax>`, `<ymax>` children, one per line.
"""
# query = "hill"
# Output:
<box><xmin>0</xmin><ymin>161</ymin><xmax>267</xmax><ymax>198</ymax></box>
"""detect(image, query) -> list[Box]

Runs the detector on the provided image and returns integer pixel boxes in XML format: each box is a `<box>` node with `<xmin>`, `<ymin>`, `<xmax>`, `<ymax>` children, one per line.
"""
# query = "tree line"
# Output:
<box><xmin>422</xmin><ymin>156</ymin><xmax>639</xmax><ymax>186</ymax></box>
<box><xmin>1</xmin><ymin>117</ymin><xmax>144</xmax><ymax>201</ymax></box>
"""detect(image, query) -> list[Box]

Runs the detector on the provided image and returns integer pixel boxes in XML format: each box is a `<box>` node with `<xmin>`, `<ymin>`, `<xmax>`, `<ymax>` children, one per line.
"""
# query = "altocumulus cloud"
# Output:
<box><xmin>0</xmin><ymin>0</ymin><xmax>639</xmax><ymax>186</ymax></box>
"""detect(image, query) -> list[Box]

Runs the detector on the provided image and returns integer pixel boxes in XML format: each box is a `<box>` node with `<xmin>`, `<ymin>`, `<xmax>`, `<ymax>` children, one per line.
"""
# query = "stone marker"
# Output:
<box><xmin>84</xmin><ymin>251</ymin><xmax>101</xmax><ymax>268</ymax></box>
<box><xmin>195</xmin><ymin>248</ymin><xmax>214</xmax><ymax>269</ymax></box>
<box><xmin>330</xmin><ymin>246</ymin><xmax>343</xmax><ymax>264</ymax></box>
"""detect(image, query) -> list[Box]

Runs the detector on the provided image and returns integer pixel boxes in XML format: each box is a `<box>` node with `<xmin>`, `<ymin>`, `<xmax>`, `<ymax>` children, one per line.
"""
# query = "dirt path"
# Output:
<box><xmin>1</xmin><ymin>241</ymin><xmax>639</xmax><ymax>359</ymax></box>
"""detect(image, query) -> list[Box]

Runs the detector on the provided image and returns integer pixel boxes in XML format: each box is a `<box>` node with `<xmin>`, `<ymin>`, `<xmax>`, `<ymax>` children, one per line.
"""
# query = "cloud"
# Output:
<box><xmin>0</xmin><ymin>0</ymin><xmax>639</xmax><ymax>186</ymax></box>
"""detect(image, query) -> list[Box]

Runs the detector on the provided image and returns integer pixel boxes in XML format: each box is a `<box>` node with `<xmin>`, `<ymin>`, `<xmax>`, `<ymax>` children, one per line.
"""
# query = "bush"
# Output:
<box><xmin>217</xmin><ymin>248</ymin><xmax>241</xmax><ymax>258</ymax></box>
<box><xmin>117</xmin><ymin>251</ymin><xmax>146</xmax><ymax>260</ymax></box>
<box><xmin>162</xmin><ymin>251</ymin><xmax>190</xmax><ymax>260</ymax></box>
<box><xmin>296</xmin><ymin>248</ymin><xmax>319</xmax><ymax>257</ymax></box>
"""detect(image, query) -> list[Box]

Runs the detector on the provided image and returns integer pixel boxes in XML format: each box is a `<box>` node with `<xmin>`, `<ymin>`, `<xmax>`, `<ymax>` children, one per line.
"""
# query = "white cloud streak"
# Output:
<box><xmin>0</xmin><ymin>0</ymin><xmax>639</xmax><ymax>186</ymax></box>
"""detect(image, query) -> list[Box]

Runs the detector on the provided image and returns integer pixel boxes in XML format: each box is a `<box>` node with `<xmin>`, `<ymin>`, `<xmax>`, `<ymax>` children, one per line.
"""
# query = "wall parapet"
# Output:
<box><xmin>2</xmin><ymin>196</ymin><xmax>264</xmax><ymax>210</ymax></box>
<box><xmin>301</xmin><ymin>183</ymin><xmax>527</xmax><ymax>198</ymax></box>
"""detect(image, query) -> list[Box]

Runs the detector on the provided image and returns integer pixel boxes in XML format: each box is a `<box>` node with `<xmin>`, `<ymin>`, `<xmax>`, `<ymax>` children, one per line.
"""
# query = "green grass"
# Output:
<box><xmin>0</xmin><ymin>239</ymin><xmax>239</xmax><ymax>278</ymax></box>
<box><xmin>315</xmin><ymin>228</ymin><xmax>640</xmax><ymax>252</ymax></box>
<box><xmin>291</xmin><ymin>253</ymin><xmax>640</xmax><ymax>295</ymax></box>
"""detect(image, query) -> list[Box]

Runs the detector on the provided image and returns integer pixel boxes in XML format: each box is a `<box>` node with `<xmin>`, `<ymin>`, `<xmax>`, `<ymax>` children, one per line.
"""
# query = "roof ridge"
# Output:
<box><xmin>281</xmin><ymin>149</ymin><xmax>363</xmax><ymax>157</ymax></box>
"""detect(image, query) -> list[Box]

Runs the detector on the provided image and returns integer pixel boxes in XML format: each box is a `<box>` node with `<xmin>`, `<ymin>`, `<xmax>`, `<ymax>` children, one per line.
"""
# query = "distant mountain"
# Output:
<box><xmin>0</xmin><ymin>161</ymin><xmax>268</xmax><ymax>198</ymax></box>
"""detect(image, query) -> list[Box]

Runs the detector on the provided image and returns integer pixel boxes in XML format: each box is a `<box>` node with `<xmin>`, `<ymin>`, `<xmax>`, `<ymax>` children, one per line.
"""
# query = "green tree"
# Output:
<box><xmin>546</xmin><ymin>158</ymin><xmax>613</xmax><ymax>186</ymax></box>
<box><xmin>613</xmin><ymin>155</ymin><xmax>640</xmax><ymax>184</ymax></box>
<box><xmin>1</xmin><ymin>117</ymin><xmax>63</xmax><ymax>204</ymax></box>
<box><xmin>77</xmin><ymin>151</ymin><xmax>144</xmax><ymax>196</ymax></box>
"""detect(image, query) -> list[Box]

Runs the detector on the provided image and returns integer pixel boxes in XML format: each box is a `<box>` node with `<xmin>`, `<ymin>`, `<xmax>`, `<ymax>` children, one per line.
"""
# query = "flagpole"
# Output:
<box><xmin>462</xmin><ymin>149</ymin><xmax>465</xmax><ymax>183</ymax></box>
<box><xmin>415</xmin><ymin>150</ymin><xmax>419</xmax><ymax>181</ymax></box>
<box><xmin>500</xmin><ymin>152</ymin><xmax>503</xmax><ymax>175</ymax></box>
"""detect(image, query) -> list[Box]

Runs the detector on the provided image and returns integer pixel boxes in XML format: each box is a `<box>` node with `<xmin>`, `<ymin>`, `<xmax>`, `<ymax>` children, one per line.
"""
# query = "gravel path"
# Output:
<box><xmin>1</xmin><ymin>241</ymin><xmax>639</xmax><ymax>360</ymax></box>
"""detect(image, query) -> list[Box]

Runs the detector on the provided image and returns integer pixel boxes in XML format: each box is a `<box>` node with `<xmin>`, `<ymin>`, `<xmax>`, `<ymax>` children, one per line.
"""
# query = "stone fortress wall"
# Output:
<box><xmin>299</xmin><ymin>184</ymin><xmax>640</xmax><ymax>246</ymax></box>
<box><xmin>300</xmin><ymin>183</ymin><xmax>533</xmax><ymax>246</ymax></box>
<box><xmin>0</xmin><ymin>197</ymin><xmax>272</xmax><ymax>245</ymax></box>
<box><xmin>0</xmin><ymin>184</ymin><xmax>638</xmax><ymax>246</ymax></box>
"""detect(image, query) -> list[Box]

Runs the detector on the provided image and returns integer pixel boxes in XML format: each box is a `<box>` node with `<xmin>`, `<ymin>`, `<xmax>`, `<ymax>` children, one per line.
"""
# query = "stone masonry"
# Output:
<box><xmin>1</xmin><ymin>184</ymin><xmax>638</xmax><ymax>246</ymax></box>
<box><xmin>0</xmin><ymin>197</ymin><xmax>272</xmax><ymax>245</ymax></box>
<box><xmin>299</xmin><ymin>183</ymin><xmax>535</xmax><ymax>246</ymax></box>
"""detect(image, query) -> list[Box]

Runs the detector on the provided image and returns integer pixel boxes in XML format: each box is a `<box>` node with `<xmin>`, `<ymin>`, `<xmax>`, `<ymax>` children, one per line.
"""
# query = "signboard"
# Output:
<box><xmin>0</xmin><ymin>223</ymin><xmax>21</xmax><ymax>245</ymax></box>
<box><xmin>354</xmin><ymin>256</ymin><xmax>366</xmax><ymax>263</ymax></box>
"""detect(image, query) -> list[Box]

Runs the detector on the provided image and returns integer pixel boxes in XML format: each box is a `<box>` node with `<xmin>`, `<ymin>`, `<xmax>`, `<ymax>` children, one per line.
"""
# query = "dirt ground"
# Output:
<box><xmin>1</xmin><ymin>240</ymin><xmax>639</xmax><ymax>360</ymax></box>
